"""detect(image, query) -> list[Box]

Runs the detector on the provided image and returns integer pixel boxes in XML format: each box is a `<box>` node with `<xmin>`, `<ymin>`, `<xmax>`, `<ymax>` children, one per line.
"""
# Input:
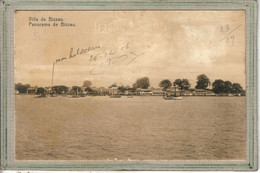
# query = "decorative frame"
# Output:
<box><xmin>0</xmin><ymin>0</ymin><xmax>257</xmax><ymax>171</ymax></box>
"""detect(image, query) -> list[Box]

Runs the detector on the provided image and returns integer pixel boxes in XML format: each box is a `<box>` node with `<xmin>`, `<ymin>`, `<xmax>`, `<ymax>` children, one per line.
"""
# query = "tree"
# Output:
<box><xmin>72</xmin><ymin>86</ymin><xmax>81</xmax><ymax>94</ymax></box>
<box><xmin>52</xmin><ymin>85</ymin><xmax>68</xmax><ymax>94</ymax></box>
<box><xmin>15</xmin><ymin>83</ymin><xmax>31</xmax><ymax>94</ymax></box>
<box><xmin>82</xmin><ymin>80</ymin><xmax>92</xmax><ymax>88</ymax></box>
<box><xmin>132</xmin><ymin>83</ymin><xmax>137</xmax><ymax>89</ymax></box>
<box><xmin>82</xmin><ymin>80</ymin><xmax>92</xmax><ymax>92</ymax></box>
<box><xmin>182</xmin><ymin>79</ymin><xmax>191</xmax><ymax>90</ymax></box>
<box><xmin>36</xmin><ymin>87</ymin><xmax>47</xmax><ymax>96</ymax></box>
<box><xmin>195</xmin><ymin>74</ymin><xmax>211</xmax><ymax>89</ymax></box>
<box><xmin>223</xmin><ymin>81</ymin><xmax>233</xmax><ymax>93</ymax></box>
<box><xmin>212</xmin><ymin>79</ymin><xmax>225</xmax><ymax>94</ymax></box>
<box><xmin>232</xmin><ymin>83</ymin><xmax>243</xmax><ymax>94</ymax></box>
<box><xmin>128</xmin><ymin>87</ymin><xmax>136</xmax><ymax>92</ymax></box>
<box><xmin>173</xmin><ymin>79</ymin><xmax>191</xmax><ymax>90</ymax></box>
<box><xmin>109</xmin><ymin>83</ymin><xmax>117</xmax><ymax>88</ymax></box>
<box><xmin>84</xmin><ymin>87</ymin><xmax>92</xmax><ymax>92</ymax></box>
<box><xmin>159</xmin><ymin>79</ymin><xmax>172</xmax><ymax>91</ymax></box>
<box><xmin>173</xmin><ymin>79</ymin><xmax>182</xmax><ymax>87</ymax></box>
<box><xmin>134</xmin><ymin>77</ymin><xmax>150</xmax><ymax>89</ymax></box>
<box><xmin>118</xmin><ymin>85</ymin><xmax>126</xmax><ymax>93</ymax></box>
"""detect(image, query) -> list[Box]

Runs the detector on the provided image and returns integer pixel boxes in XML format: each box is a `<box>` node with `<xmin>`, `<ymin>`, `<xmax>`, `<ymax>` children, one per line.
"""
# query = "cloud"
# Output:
<box><xmin>15</xmin><ymin>11</ymin><xmax>246</xmax><ymax>88</ymax></box>
<box><xmin>180</xmin><ymin>25</ymin><xmax>227</xmax><ymax>65</ymax></box>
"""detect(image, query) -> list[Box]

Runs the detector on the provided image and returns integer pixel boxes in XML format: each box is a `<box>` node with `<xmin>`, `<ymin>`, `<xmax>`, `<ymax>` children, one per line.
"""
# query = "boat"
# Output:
<box><xmin>71</xmin><ymin>95</ymin><xmax>79</xmax><ymax>98</ymax></box>
<box><xmin>127</xmin><ymin>95</ymin><xmax>134</xmax><ymax>98</ymax></box>
<box><xmin>163</xmin><ymin>95</ymin><xmax>182</xmax><ymax>100</ymax></box>
<box><xmin>35</xmin><ymin>95</ymin><xmax>47</xmax><ymax>98</ymax></box>
<box><xmin>163</xmin><ymin>84</ymin><xmax>182</xmax><ymax>100</ymax></box>
<box><xmin>110</xmin><ymin>95</ymin><xmax>121</xmax><ymax>98</ymax></box>
<box><xmin>50</xmin><ymin>94</ymin><xmax>57</xmax><ymax>97</ymax></box>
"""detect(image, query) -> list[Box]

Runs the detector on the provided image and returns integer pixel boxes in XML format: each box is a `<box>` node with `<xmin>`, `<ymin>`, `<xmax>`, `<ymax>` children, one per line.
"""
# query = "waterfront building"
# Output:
<box><xmin>95</xmin><ymin>87</ymin><xmax>109</xmax><ymax>95</ymax></box>
<box><xmin>206</xmin><ymin>90</ymin><xmax>216</xmax><ymax>96</ymax></box>
<box><xmin>182</xmin><ymin>90</ymin><xmax>193</xmax><ymax>96</ymax></box>
<box><xmin>124</xmin><ymin>90</ymin><xmax>134</xmax><ymax>95</ymax></box>
<box><xmin>166</xmin><ymin>86</ymin><xmax>182</xmax><ymax>96</ymax></box>
<box><xmin>45</xmin><ymin>87</ymin><xmax>52</xmax><ymax>95</ymax></box>
<box><xmin>194</xmin><ymin>89</ymin><xmax>207</xmax><ymax>96</ymax></box>
<box><xmin>109</xmin><ymin>86</ymin><xmax>119</xmax><ymax>95</ymax></box>
<box><xmin>151</xmin><ymin>88</ymin><xmax>165</xmax><ymax>96</ymax></box>
<box><xmin>140</xmin><ymin>89</ymin><xmax>153</xmax><ymax>95</ymax></box>
<box><xmin>194</xmin><ymin>89</ymin><xmax>216</xmax><ymax>96</ymax></box>
<box><xmin>27</xmin><ymin>87</ymin><xmax>38</xmax><ymax>94</ymax></box>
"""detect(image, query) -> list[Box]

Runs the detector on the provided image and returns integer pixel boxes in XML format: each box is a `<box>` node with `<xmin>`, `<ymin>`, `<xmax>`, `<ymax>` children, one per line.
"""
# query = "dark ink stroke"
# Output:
<box><xmin>54</xmin><ymin>42</ymin><xmax>143</xmax><ymax>75</ymax></box>
<box><xmin>90</xmin><ymin>51</ymin><xmax>143</xmax><ymax>75</ymax></box>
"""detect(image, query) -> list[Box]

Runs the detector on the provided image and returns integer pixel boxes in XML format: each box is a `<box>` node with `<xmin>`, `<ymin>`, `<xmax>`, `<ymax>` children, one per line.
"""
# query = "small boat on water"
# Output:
<box><xmin>163</xmin><ymin>95</ymin><xmax>182</xmax><ymax>100</ymax></box>
<box><xmin>50</xmin><ymin>95</ymin><xmax>57</xmax><ymax>97</ymax></box>
<box><xmin>110</xmin><ymin>95</ymin><xmax>121</xmax><ymax>98</ymax></box>
<box><xmin>67</xmin><ymin>94</ymin><xmax>79</xmax><ymax>98</ymax></box>
<box><xmin>163</xmin><ymin>84</ymin><xmax>182</xmax><ymax>100</ymax></box>
<box><xmin>35</xmin><ymin>95</ymin><xmax>47</xmax><ymax>98</ymax></box>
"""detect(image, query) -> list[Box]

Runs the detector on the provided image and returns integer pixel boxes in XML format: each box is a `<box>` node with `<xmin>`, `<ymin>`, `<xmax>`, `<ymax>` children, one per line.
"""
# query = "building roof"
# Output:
<box><xmin>110</xmin><ymin>87</ymin><xmax>118</xmax><ymax>90</ymax></box>
<box><xmin>195</xmin><ymin>89</ymin><xmax>207</xmax><ymax>92</ymax></box>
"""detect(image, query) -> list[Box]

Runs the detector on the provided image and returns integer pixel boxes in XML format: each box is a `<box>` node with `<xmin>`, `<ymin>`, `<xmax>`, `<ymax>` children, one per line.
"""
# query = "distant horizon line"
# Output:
<box><xmin>15</xmin><ymin>75</ymin><xmax>245</xmax><ymax>89</ymax></box>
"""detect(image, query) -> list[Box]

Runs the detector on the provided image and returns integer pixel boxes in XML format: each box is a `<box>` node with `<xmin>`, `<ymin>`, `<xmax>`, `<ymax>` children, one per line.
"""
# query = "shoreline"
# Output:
<box><xmin>15</xmin><ymin>94</ymin><xmax>245</xmax><ymax>97</ymax></box>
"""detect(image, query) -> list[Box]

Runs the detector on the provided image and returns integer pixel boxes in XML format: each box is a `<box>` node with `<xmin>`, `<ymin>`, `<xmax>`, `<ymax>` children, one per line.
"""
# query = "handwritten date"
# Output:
<box><xmin>54</xmin><ymin>42</ymin><xmax>143</xmax><ymax>75</ymax></box>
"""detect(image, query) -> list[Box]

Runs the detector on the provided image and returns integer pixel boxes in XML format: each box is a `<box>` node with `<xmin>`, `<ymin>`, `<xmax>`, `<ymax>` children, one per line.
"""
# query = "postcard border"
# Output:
<box><xmin>0</xmin><ymin>0</ymin><xmax>258</xmax><ymax>171</ymax></box>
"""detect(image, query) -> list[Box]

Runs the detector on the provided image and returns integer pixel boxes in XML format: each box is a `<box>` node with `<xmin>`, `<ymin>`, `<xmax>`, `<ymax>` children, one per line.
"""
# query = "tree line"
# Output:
<box><xmin>159</xmin><ymin>74</ymin><xmax>244</xmax><ymax>94</ymax></box>
<box><xmin>159</xmin><ymin>79</ymin><xmax>191</xmax><ymax>91</ymax></box>
<box><xmin>15</xmin><ymin>74</ymin><xmax>245</xmax><ymax>95</ymax></box>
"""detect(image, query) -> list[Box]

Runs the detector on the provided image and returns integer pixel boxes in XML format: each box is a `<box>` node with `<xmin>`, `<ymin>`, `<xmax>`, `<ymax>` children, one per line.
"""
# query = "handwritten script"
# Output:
<box><xmin>219</xmin><ymin>24</ymin><xmax>241</xmax><ymax>46</ymax></box>
<box><xmin>54</xmin><ymin>42</ymin><xmax>143</xmax><ymax>75</ymax></box>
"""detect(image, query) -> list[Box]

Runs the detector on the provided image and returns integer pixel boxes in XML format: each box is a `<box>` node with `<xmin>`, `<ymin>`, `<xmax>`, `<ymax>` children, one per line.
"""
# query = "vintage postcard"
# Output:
<box><xmin>0</xmin><ymin>0</ymin><xmax>257</xmax><ymax>171</ymax></box>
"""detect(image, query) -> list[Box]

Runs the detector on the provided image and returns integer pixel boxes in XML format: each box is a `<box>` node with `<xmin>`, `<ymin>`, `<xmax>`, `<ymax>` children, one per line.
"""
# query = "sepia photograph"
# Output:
<box><xmin>13</xmin><ymin>10</ymin><xmax>248</xmax><ymax>162</ymax></box>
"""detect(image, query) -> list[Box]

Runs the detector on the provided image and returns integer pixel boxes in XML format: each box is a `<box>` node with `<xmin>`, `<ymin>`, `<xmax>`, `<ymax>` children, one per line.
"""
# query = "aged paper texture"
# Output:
<box><xmin>14</xmin><ymin>11</ymin><xmax>246</xmax><ymax>161</ymax></box>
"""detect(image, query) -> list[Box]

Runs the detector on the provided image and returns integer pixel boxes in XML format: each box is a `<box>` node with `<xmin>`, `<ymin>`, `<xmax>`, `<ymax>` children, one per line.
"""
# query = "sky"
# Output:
<box><xmin>15</xmin><ymin>11</ymin><xmax>246</xmax><ymax>89</ymax></box>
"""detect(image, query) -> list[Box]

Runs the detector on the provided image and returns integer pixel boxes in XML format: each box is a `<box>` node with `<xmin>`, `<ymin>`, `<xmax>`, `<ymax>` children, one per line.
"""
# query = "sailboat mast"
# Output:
<box><xmin>51</xmin><ymin>62</ymin><xmax>55</xmax><ymax>92</ymax></box>
<box><xmin>174</xmin><ymin>84</ymin><xmax>176</xmax><ymax>96</ymax></box>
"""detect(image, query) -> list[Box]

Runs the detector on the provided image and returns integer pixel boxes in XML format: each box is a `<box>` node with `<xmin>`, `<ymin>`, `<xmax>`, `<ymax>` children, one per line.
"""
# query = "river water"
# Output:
<box><xmin>15</xmin><ymin>95</ymin><xmax>246</xmax><ymax>160</ymax></box>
